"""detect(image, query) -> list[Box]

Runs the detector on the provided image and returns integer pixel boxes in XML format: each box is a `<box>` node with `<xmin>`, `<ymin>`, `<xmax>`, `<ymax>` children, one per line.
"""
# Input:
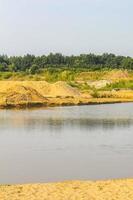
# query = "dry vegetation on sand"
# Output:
<box><xmin>1</xmin><ymin>179</ymin><xmax>133</xmax><ymax>200</ymax></box>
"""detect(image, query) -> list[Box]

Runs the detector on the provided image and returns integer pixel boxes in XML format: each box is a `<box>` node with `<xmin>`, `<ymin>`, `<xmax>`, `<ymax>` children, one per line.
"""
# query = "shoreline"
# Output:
<box><xmin>1</xmin><ymin>179</ymin><xmax>133</xmax><ymax>200</ymax></box>
<box><xmin>0</xmin><ymin>97</ymin><xmax>133</xmax><ymax>109</ymax></box>
<box><xmin>0</xmin><ymin>80</ymin><xmax>133</xmax><ymax>109</ymax></box>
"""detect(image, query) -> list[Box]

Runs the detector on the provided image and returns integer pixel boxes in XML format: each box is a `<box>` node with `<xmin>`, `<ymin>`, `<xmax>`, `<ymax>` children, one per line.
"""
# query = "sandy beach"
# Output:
<box><xmin>1</xmin><ymin>179</ymin><xmax>133</xmax><ymax>200</ymax></box>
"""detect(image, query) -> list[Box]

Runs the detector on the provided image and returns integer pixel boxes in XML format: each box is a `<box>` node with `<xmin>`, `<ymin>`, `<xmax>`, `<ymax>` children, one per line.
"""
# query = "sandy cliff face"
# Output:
<box><xmin>0</xmin><ymin>81</ymin><xmax>80</xmax><ymax>106</ymax></box>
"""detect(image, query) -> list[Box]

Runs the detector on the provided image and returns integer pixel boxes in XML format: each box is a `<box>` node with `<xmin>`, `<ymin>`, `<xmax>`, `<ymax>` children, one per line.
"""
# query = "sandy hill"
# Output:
<box><xmin>0</xmin><ymin>81</ymin><xmax>80</xmax><ymax>105</ymax></box>
<box><xmin>76</xmin><ymin>70</ymin><xmax>130</xmax><ymax>82</ymax></box>
<box><xmin>104</xmin><ymin>70</ymin><xmax>129</xmax><ymax>80</ymax></box>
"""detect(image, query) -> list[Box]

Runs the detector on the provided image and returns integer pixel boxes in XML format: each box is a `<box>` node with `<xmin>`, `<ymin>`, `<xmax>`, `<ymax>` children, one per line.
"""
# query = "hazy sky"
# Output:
<box><xmin>0</xmin><ymin>0</ymin><xmax>133</xmax><ymax>56</ymax></box>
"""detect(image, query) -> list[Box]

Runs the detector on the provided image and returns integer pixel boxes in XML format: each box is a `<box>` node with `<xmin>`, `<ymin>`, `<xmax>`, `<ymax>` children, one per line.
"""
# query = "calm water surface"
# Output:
<box><xmin>0</xmin><ymin>103</ymin><xmax>133</xmax><ymax>184</ymax></box>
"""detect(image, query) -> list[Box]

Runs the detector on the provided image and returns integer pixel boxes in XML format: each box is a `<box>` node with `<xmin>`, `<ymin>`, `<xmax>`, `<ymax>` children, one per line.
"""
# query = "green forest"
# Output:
<box><xmin>0</xmin><ymin>53</ymin><xmax>133</xmax><ymax>74</ymax></box>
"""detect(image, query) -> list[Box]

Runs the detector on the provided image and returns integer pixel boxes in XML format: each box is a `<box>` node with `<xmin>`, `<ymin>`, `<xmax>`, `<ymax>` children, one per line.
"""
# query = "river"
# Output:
<box><xmin>0</xmin><ymin>103</ymin><xmax>133</xmax><ymax>184</ymax></box>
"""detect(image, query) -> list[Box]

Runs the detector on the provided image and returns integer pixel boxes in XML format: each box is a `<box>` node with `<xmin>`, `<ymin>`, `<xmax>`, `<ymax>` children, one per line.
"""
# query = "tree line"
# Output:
<box><xmin>0</xmin><ymin>53</ymin><xmax>133</xmax><ymax>74</ymax></box>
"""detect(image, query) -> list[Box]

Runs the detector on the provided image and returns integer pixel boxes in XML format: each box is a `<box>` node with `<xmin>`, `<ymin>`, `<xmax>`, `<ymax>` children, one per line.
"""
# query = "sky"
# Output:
<box><xmin>0</xmin><ymin>0</ymin><xmax>133</xmax><ymax>56</ymax></box>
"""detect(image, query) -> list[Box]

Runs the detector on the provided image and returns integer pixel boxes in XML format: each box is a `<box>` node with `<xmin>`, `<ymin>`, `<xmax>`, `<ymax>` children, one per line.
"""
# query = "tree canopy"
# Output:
<box><xmin>0</xmin><ymin>53</ymin><xmax>133</xmax><ymax>73</ymax></box>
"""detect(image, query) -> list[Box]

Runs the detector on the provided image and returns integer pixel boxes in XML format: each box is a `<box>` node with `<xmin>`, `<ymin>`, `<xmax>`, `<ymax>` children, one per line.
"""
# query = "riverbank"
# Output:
<box><xmin>0</xmin><ymin>81</ymin><xmax>133</xmax><ymax>108</ymax></box>
<box><xmin>1</xmin><ymin>179</ymin><xmax>133</xmax><ymax>200</ymax></box>
<box><xmin>1</xmin><ymin>97</ymin><xmax>133</xmax><ymax>109</ymax></box>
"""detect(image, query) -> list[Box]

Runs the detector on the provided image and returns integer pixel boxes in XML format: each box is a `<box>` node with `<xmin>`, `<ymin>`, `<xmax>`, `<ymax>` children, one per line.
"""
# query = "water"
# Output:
<box><xmin>0</xmin><ymin>103</ymin><xmax>133</xmax><ymax>184</ymax></box>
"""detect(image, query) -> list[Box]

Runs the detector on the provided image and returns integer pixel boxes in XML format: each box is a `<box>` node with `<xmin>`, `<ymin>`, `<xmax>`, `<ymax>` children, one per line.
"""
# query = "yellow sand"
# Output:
<box><xmin>0</xmin><ymin>81</ymin><xmax>80</xmax><ymax>107</ymax></box>
<box><xmin>0</xmin><ymin>81</ymin><xmax>133</xmax><ymax>108</ymax></box>
<box><xmin>1</xmin><ymin>179</ymin><xmax>133</xmax><ymax>200</ymax></box>
<box><xmin>76</xmin><ymin>70</ymin><xmax>131</xmax><ymax>81</ymax></box>
<box><xmin>0</xmin><ymin>81</ymin><xmax>80</xmax><ymax>97</ymax></box>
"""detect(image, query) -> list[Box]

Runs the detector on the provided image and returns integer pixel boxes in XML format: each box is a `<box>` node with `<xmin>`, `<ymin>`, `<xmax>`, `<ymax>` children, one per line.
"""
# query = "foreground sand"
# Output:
<box><xmin>1</xmin><ymin>179</ymin><xmax>133</xmax><ymax>200</ymax></box>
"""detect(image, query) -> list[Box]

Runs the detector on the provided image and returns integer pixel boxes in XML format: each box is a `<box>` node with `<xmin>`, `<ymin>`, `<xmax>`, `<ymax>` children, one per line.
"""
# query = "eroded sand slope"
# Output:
<box><xmin>0</xmin><ymin>81</ymin><xmax>80</xmax><ymax>107</ymax></box>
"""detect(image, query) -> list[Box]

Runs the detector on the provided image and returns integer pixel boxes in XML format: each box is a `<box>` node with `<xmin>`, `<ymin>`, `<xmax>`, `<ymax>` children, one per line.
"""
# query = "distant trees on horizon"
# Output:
<box><xmin>0</xmin><ymin>53</ymin><xmax>133</xmax><ymax>73</ymax></box>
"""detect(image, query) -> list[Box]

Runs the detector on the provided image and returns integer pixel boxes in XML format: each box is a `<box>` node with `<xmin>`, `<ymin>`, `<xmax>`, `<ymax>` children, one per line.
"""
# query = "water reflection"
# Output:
<box><xmin>0</xmin><ymin>117</ymin><xmax>133</xmax><ymax>133</ymax></box>
<box><xmin>0</xmin><ymin>103</ymin><xmax>133</xmax><ymax>183</ymax></box>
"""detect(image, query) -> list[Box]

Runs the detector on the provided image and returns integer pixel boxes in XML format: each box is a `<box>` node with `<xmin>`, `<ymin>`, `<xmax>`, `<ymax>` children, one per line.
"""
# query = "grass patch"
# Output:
<box><xmin>103</xmin><ymin>80</ymin><xmax>133</xmax><ymax>90</ymax></box>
